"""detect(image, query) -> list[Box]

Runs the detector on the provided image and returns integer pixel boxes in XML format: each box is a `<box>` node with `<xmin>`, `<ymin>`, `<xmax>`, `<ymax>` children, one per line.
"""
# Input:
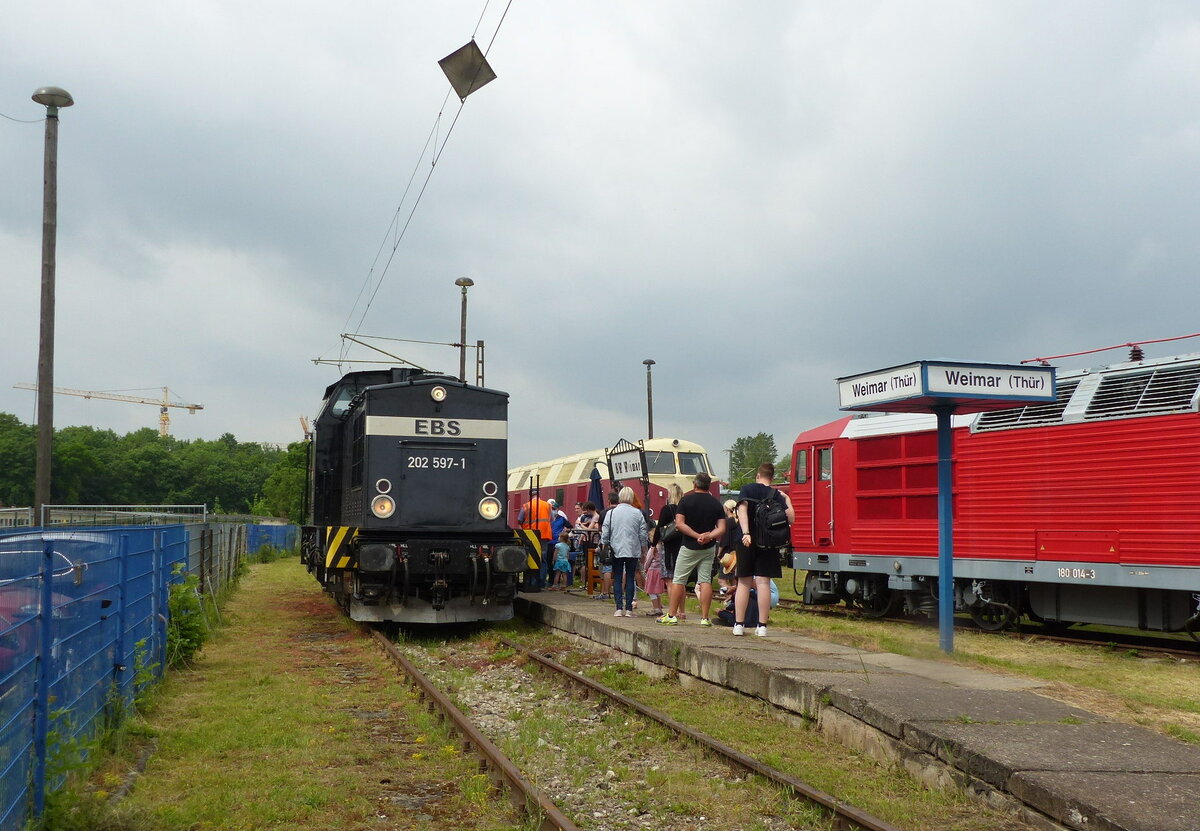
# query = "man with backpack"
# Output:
<box><xmin>732</xmin><ymin>462</ymin><xmax>795</xmax><ymax>636</ymax></box>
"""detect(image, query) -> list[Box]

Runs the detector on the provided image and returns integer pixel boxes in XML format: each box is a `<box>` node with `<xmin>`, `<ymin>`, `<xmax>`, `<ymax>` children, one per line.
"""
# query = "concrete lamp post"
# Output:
<box><xmin>455</xmin><ymin>277</ymin><xmax>474</xmax><ymax>382</ymax></box>
<box><xmin>643</xmin><ymin>359</ymin><xmax>656</xmax><ymax>439</ymax></box>
<box><xmin>32</xmin><ymin>85</ymin><xmax>73</xmax><ymax>526</ymax></box>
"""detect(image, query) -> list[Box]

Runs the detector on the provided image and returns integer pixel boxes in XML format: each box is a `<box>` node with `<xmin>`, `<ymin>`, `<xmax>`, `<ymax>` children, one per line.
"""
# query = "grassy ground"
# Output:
<box><xmin>72</xmin><ymin>560</ymin><xmax>1197</xmax><ymax>830</ymax></box>
<box><xmin>98</xmin><ymin>561</ymin><xmax>519</xmax><ymax>831</ymax></box>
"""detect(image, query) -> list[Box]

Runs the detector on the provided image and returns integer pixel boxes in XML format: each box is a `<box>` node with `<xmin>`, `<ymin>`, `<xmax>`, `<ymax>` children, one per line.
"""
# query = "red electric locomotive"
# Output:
<box><xmin>790</xmin><ymin>348</ymin><xmax>1200</xmax><ymax>637</ymax></box>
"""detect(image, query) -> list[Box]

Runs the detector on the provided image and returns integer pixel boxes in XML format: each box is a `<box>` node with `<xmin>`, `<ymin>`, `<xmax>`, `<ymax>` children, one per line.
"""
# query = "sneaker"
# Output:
<box><xmin>731</xmin><ymin>623</ymin><xmax>745</xmax><ymax>636</ymax></box>
<box><xmin>755</xmin><ymin>625</ymin><xmax>768</xmax><ymax>637</ymax></box>
<box><xmin>699</xmin><ymin>618</ymin><xmax>712</xmax><ymax>627</ymax></box>
<box><xmin>657</xmin><ymin>614</ymin><xmax>679</xmax><ymax>625</ymax></box>
<box><xmin>624</xmin><ymin>609</ymin><xmax>634</xmax><ymax>617</ymax></box>
<box><xmin>614</xmin><ymin>609</ymin><xmax>624</xmax><ymax>617</ymax></box>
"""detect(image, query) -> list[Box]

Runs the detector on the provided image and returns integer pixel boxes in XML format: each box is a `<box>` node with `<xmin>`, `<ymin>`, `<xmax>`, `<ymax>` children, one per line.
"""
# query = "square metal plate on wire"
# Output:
<box><xmin>439</xmin><ymin>40</ymin><xmax>497</xmax><ymax>100</ymax></box>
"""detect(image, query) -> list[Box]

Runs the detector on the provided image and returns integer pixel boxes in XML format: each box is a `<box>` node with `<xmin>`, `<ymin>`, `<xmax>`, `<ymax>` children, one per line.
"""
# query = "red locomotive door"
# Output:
<box><xmin>812</xmin><ymin>444</ymin><xmax>835</xmax><ymax>546</ymax></box>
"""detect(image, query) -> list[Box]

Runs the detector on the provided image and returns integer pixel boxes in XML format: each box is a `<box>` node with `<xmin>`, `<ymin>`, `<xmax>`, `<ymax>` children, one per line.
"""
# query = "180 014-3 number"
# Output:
<box><xmin>1056</xmin><ymin>567</ymin><xmax>1097</xmax><ymax>580</ymax></box>
<box><xmin>407</xmin><ymin>455</ymin><xmax>467</xmax><ymax>470</ymax></box>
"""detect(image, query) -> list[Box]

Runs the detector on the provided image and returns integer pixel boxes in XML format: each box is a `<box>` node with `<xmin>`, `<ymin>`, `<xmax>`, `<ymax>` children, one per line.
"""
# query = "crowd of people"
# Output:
<box><xmin>518</xmin><ymin>463</ymin><xmax>794</xmax><ymax>637</ymax></box>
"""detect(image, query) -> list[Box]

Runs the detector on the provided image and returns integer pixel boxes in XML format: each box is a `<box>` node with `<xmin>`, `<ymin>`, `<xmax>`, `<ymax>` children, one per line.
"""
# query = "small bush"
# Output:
<box><xmin>166</xmin><ymin>570</ymin><xmax>209</xmax><ymax>668</ymax></box>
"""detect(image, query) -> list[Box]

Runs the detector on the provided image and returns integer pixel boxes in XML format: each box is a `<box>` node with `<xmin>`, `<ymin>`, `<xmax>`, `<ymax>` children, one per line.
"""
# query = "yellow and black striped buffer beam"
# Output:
<box><xmin>516</xmin><ymin>528</ymin><xmax>543</xmax><ymax>570</ymax></box>
<box><xmin>324</xmin><ymin>526</ymin><xmax>357</xmax><ymax>569</ymax></box>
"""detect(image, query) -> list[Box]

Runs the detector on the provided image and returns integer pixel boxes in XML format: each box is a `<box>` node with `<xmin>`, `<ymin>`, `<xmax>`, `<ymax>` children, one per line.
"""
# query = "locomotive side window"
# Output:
<box><xmin>793</xmin><ymin>450</ymin><xmax>808</xmax><ymax>484</ymax></box>
<box><xmin>818</xmin><ymin>448</ymin><xmax>833</xmax><ymax>481</ymax></box>
<box><xmin>644</xmin><ymin>451</ymin><xmax>676</xmax><ymax>474</ymax></box>
<box><xmin>678</xmin><ymin>452</ymin><xmax>708</xmax><ymax>475</ymax></box>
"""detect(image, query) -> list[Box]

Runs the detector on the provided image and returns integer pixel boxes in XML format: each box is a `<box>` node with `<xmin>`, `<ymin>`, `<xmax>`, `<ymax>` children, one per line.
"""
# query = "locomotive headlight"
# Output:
<box><xmin>430</xmin><ymin>385</ymin><xmax>447</xmax><ymax>402</ymax></box>
<box><xmin>371</xmin><ymin>494</ymin><xmax>396</xmax><ymax>518</ymax></box>
<box><xmin>358</xmin><ymin>544</ymin><xmax>395</xmax><ymax>572</ymax></box>
<box><xmin>478</xmin><ymin>497</ymin><xmax>502</xmax><ymax>520</ymax></box>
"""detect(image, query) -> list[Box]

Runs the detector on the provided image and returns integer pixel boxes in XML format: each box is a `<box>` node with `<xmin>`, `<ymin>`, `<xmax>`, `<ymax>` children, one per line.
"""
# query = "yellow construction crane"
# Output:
<box><xmin>13</xmin><ymin>384</ymin><xmax>204</xmax><ymax>437</ymax></box>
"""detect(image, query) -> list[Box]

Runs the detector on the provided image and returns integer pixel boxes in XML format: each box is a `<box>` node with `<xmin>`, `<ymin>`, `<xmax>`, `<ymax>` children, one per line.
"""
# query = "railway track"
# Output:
<box><xmin>774</xmin><ymin>598</ymin><xmax>1200</xmax><ymax>659</ymax></box>
<box><xmin>365</xmin><ymin>624</ymin><xmax>905</xmax><ymax>831</ymax></box>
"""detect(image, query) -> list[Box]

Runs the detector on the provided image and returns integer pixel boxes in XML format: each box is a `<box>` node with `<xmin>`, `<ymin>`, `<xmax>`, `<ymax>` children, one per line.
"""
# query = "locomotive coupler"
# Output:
<box><xmin>431</xmin><ymin>579</ymin><xmax>449</xmax><ymax>610</ymax></box>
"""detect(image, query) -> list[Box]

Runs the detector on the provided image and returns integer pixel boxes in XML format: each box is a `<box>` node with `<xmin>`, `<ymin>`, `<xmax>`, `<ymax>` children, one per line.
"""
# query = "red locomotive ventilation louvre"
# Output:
<box><xmin>1084</xmin><ymin>364</ymin><xmax>1200</xmax><ymax>420</ymax></box>
<box><xmin>974</xmin><ymin>381</ymin><xmax>1080</xmax><ymax>432</ymax></box>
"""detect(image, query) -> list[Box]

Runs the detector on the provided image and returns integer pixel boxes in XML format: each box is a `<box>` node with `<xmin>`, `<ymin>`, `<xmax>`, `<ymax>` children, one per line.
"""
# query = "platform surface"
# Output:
<box><xmin>517</xmin><ymin>590</ymin><xmax>1200</xmax><ymax>831</ymax></box>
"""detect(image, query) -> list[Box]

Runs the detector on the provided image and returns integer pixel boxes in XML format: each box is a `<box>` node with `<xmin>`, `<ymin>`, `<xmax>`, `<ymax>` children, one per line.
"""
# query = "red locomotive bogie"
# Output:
<box><xmin>790</xmin><ymin>353</ymin><xmax>1200</xmax><ymax>634</ymax></box>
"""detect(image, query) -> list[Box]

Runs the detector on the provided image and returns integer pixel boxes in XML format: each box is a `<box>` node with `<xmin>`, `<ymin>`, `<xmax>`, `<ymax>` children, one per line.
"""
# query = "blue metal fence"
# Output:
<box><xmin>0</xmin><ymin>522</ymin><xmax>294</xmax><ymax>831</ymax></box>
<box><xmin>246</xmin><ymin>524</ymin><xmax>298</xmax><ymax>555</ymax></box>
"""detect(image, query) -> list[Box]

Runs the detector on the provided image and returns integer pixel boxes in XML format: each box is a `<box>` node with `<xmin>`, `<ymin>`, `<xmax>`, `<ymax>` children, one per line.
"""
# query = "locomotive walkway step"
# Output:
<box><xmin>517</xmin><ymin>590</ymin><xmax>1200</xmax><ymax>831</ymax></box>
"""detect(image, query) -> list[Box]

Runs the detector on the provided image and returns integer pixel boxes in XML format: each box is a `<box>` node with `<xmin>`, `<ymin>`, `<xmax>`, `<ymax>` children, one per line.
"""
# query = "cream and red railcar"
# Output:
<box><xmin>791</xmin><ymin>350</ymin><xmax>1200</xmax><ymax>635</ymax></box>
<box><xmin>506</xmin><ymin>438</ymin><xmax>714</xmax><ymax>523</ymax></box>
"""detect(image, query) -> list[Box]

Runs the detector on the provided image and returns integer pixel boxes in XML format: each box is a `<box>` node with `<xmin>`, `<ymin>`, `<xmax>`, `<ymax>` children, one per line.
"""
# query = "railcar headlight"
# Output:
<box><xmin>371</xmin><ymin>494</ymin><xmax>396</xmax><ymax>518</ymax></box>
<box><xmin>430</xmin><ymin>385</ymin><xmax>447</xmax><ymax>402</ymax></box>
<box><xmin>478</xmin><ymin>497</ymin><xmax>502</xmax><ymax>520</ymax></box>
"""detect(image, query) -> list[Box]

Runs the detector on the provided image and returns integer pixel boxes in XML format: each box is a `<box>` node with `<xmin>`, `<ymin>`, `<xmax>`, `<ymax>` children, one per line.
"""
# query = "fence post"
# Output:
<box><xmin>114</xmin><ymin>534</ymin><xmax>129</xmax><ymax>699</ymax></box>
<box><xmin>32</xmin><ymin>538</ymin><xmax>55</xmax><ymax>818</ymax></box>
<box><xmin>153</xmin><ymin>530</ymin><xmax>165</xmax><ymax>679</ymax></box>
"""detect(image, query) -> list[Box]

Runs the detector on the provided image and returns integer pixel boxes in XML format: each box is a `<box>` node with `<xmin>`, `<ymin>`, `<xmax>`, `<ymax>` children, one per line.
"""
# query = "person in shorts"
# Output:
<box><xmin>732</xmin><ymin>462</ymin><xmax>794</xmax><ymax>637</ymax></box>
<box><xmin>659</xmin><ymin>473</ymin><xmax>725</xmax><ymax>626</ymax></box>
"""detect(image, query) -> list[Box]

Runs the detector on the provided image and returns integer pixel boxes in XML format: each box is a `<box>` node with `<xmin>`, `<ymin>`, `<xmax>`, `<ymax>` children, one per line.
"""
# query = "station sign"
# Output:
<box><xmin>608</xmin><ymin>449</ymin><xmax>644</xmax><ymax>479</ymax></box>
<box><xmin>835</xmin><ymin>356</ymin><xmax>1057</xmax><ymax>654</ymax></box>
<box><xmin>838</xmin><ymin>360</ymin><xmax>1056</xmax><ymax>414</ymax></box>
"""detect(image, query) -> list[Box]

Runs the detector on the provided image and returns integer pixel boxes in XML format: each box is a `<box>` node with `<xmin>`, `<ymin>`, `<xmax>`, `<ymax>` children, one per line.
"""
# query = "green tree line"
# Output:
<box><xmin>0</xmin><ymin>412</ymin><xmax>307</xmax><ymax>520</ymax></box>
<box><xmin>726</xmin><ymin>431</ymin><xmax>791</xmax><ymax>490</ymax></box>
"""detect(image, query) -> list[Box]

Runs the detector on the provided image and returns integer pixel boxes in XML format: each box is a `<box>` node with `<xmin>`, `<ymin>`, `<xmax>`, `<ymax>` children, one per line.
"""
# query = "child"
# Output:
<box><xmin>551</xmin><ymin>532</ymin><xmax>572</xmax><ymax>590</ymax></box>
<box><xmin>641</xmin><ymin>543</ymin><xmax>666</xmax><ymax>616</ymax></box>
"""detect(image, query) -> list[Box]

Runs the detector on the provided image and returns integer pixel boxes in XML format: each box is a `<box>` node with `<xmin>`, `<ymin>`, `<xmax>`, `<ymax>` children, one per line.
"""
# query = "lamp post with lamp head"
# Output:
<box><xmin>455</xmin><ymin>278</ymin><xmax>474</xmax><ymax>382</ymax></box>
<box><xmin>32</xmin><ymin>86</ymin><xmax>73</xmax><ymax>525</ymax></box>
<box><xmin>643</xmin><ymin>359</ymin><xmax>656</xmax><ymax>439</ymax></box>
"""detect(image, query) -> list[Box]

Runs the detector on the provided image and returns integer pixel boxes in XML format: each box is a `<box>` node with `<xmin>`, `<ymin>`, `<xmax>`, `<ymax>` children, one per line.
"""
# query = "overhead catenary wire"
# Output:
<box><xmin>336</xmin><ymin>0</ymin><xmax>514</xmax><ymax>367</ymax></box>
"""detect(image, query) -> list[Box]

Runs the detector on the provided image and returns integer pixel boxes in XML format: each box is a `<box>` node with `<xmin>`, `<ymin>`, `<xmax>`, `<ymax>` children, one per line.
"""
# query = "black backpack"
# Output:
<box><xmin>752</xmin><ymin>488</ymin><xmax>790</xmax><ymax>548</ymax></box>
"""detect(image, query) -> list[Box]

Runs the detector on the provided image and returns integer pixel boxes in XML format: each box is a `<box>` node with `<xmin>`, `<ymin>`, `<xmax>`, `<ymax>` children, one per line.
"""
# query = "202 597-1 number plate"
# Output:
<box><xmin>407</xmin><ymin>455</ymin><xmax>467</xmax><ymax>471</ymax></box>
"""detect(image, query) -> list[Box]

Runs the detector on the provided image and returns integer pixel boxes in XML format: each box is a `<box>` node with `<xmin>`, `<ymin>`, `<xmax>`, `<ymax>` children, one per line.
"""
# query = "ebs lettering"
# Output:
<box><xmin>414</xmin><ymin>419</ymin><xmax>462</xmax><ymax>436</ymax></box>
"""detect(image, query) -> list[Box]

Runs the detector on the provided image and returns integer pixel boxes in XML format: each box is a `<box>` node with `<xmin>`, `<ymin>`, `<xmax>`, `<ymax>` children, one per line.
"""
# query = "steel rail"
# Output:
<box><xmin>503</xmin><ymin>639</ymin><xmax>903</xmax><ymax>831</ymax></box>
<box><xmin>366</xmin><ymin>629</ymin><xmax>581</xmax><ymax>831</ymax></box>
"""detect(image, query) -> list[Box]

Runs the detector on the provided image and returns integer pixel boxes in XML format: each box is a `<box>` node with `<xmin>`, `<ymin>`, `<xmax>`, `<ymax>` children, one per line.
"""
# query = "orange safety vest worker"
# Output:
<box><xmin>519</xmin><ymin>497</ymin><xmax>552</xmax><ymax>541</ymax></box>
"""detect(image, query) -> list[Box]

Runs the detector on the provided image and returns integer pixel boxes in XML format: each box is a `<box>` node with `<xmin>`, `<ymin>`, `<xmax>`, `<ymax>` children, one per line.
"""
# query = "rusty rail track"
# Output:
<box><xmin>502</xmin><ymin>638</ymin><xmax>904</xmax><ymax>831</ymax></box>
<box><xmin>366</xmin><ymin>628</ymin><xmax>581</xmax><ymax>831</ymax></box>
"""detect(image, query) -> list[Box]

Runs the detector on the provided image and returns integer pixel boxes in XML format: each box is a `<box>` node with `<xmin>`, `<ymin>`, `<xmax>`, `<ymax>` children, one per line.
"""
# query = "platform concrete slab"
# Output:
<box><xmin>857</xmin><ymin>652</ymin><xmax>1046</xmax><ymax>690</ymax></box>
<box><xmin>914</xmin><ymin>721</ymin><xmax>1200</xmax><ymax>790</ymax></box>
<box><xmin>810</xmin><ymin>676</ymin><xmax>1093</xmax><ymax>743</ymax></box>
<box><xmin>1009</xmin><ymin>770</ymin><xmax>1200</xmax><ymax>831</ymax></box>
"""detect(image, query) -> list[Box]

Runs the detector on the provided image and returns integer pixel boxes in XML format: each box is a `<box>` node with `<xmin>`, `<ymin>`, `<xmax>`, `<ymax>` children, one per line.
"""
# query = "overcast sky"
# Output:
<box><xmin>3</xmin><ymin>2</ymin><xmax>1200</xmax><ymax>478</ymax></box>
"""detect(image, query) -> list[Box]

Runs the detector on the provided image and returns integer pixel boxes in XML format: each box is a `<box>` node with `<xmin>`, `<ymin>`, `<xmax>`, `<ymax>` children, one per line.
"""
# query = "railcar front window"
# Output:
<box><xmin>645</xmin><ymin>451</ymin><xmax>676</xmax><ymax>474</ymax></box>
<box><xmin>678</xmin><ymin>453</ymin><xmax>708</xmax><ymax>476</ymax></box>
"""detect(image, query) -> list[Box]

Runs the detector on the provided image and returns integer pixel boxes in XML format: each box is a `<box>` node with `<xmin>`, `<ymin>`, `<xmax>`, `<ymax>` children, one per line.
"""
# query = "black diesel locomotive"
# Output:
<box><xmin>301</xmin><ymin>368</ymin><xmax>529</xmax><ymax>623</ymax></box>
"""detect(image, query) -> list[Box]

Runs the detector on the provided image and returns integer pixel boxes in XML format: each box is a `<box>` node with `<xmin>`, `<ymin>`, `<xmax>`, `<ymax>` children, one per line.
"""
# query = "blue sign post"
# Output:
<box><xmin>838</xmin><ymin>360</ymin><xmax>1056</xmax><ymax>652</ymax></box>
